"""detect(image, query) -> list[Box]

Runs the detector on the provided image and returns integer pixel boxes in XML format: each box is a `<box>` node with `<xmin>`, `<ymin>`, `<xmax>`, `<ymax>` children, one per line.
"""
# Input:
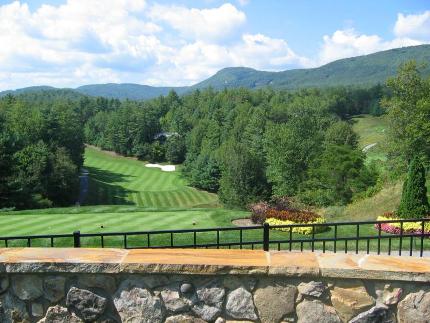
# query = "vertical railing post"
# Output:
<box><xmin>263</xmin><ymin>223</ymin><xmax>270</xmax><ymax>251</ymax></box>
<box><xmin>420</xmin><ymin>220</ymin><xmax>425</xmax><ymax>257</ymax></box>
<box><xmin>73</xmin><ymin>230</ymin><xmax>81</xmax><ymax>248</ymax></box>
<box><xmin>377</xmin><ymin>223</ymin><xmax>381</xmax><ymax>255</ymax></box>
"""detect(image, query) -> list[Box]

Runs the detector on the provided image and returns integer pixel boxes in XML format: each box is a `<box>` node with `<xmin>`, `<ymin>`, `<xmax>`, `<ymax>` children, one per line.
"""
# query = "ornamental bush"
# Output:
<box><xmin>264</xmin><ymin>209</ymin><xmax>321</xmax><ymax>223</ymax></box>
<box><xmin>265</xmin><ymin>217</ymin><xmax>327</xmax><ymax>235</ymax></box>
<box><xmin>262</xmin><ymin>208</ymin><xmax>327</xmax><ymax>235</ymax></box>
<box><xmin>397</xmin><ymin>157</ymin><xmax>430</xmax><ymax>219</ymax></box>
<box><xmin>249</xmin><ymin>202</ymin><xmax>270</xmax><ymax>224</ymax></box>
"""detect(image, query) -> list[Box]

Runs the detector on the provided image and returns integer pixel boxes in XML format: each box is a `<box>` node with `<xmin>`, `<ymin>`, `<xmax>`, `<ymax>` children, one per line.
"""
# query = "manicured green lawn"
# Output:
<box><xmin>1</xmin><ymin>141</ymin><xmax>427</xmax><ymax>255</ymax></box>
<box><xmin>0</xmin><ymin>205</ymin><xmax>428</xmax><ymax>255</ymax></box>
<box><xmin>0</xmin><ymin>206</ymin><xmax>247</xmax><ymax>236</ymax></box>
<box><xmin>83</xmin><ymin>147</ymin><xmax>218</xmax><ymax>208</ymax></box>
<box><xmin>352</xmin><ymin>114</ymin><xmax>388</xmax><ymax>164</ymax></box>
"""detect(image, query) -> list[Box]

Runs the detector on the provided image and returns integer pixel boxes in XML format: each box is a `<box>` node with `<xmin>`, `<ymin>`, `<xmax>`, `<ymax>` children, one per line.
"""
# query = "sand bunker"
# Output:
<box><xmin>145</xmin><ymin>164</ymin><xmax>176</xmax><ymax>172</ymax></box>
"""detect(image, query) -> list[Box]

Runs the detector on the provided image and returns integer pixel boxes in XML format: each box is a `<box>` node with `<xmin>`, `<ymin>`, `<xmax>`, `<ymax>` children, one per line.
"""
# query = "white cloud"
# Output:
<box><xmin>236</xmin><ymin>34</ymin><xmax>311</xmax><ymax>68</ymax></box>
<box><xmin>0</xmin><ymin>0</ymin><xmax>168</xmax><ymax>89</ymax></box>
<box><xmin>138</xmin><ymin>34</ymin><xmax>309</xmax><ymax>85</ymax></box>
<box><xmin>1</xmin><ymin>2</ymin><xmax>430</xmax><ymax>91</ymax></box>
<box><xmin>394</xmin><ymin>11</ymin><xmax>430</xmax><ymax>39</ymax></box>
<box><xmin>316</xmin><ymin>11</ymin><xmax>430</xmax><ymax>65</ymax></box>
<box><xmin>148</xmin><ymin>3</ymin><xmax>246</xmax><ymax>41</ymax></box>
<box><xmin>0</xmin><ymin>0</ymin><xmax>304</xmax><ymax>90</ymax></box>
<box><xmin>144</xmin><ymin>34</ymin><xmax>310</xmax><ymax>86</ymax></box>
<box><xmin>318</xmin><ymin>26</ymin><xmax>428</xmax><ymax>65</ymax></box>
<box><xmin>237</xmin><ymin>0</ymin><xmax>249</xmax><ymax>6</ymax></box>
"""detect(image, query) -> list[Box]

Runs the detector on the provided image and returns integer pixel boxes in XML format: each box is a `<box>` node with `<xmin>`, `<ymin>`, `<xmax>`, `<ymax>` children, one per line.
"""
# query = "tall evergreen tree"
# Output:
<box><xmin>397</xmin><ymin>157</ymin><xmax>429</xmax><ymax>218</ymax></box>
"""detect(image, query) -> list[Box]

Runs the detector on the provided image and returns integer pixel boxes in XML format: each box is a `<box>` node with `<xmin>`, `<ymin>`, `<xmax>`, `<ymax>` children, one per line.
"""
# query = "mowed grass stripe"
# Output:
<box><xmin>169</xmin><ymin>191</ymin><xmax>183</xmax><ymax>207</ymax></box>
<box><xmin>1</xmin><ymin>214</ymin><xmax>85</xmax><ymax>235</ymax></box>
<box><xmin>164</xmin><ymin>191</ymin><xmax>179</xmax><ymax>208</ymax></box>
<box><xmin>189</xmin><ymin>188</ymin><xmax>208</xmax><ymax>204</ymax></box>
<box><xmin>179</xmin><ymin>190</ymin><xmax>198</xmax><ymax>207</ymax></box>
<box><xmin>0</xmin><ymin>208</ymin><xmax>250</xmax><ymax>243</ymax></box>
<box><xmin>141</xmin><ymin>192</ymin><xmax>155</xmax><ymax>207</ymax></box>
<box><xmin>135</xmin><ymin>192</ymin><xmax>144</xmax><ymax>206</ymax></box>
<box><xmin>181</xmin><ymin>189</ymin><xmax>201</xmax><ymax>205</ymax></box>
<box><xmin>84</xmin><ymin>147</ymin><xmax>218</xmax><ymax>207</ymax></box>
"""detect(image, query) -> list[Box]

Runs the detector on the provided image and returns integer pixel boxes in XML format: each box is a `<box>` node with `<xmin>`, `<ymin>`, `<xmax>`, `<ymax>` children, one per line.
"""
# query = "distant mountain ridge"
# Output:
<box><xmin>1</xmin><ymin>44</ymin><xmax>430</xmax><ymax>100</ymax></box>
<box><xmin>76</xmin><ymin>83</ymin><xmax>188</xmax><ymax>100</ymax></box>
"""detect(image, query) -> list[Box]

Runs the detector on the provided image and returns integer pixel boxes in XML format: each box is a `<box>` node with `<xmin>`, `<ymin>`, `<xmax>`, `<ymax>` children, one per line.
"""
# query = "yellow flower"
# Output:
<box><xmin>265</xmin><ymin>217</ymin><xmax>327</xmax><ymax>235</ymax></box>
<box><xmin>376</xmin><ymin>216</ymin><xmax>430</xmax><ymax>232</ymax></box>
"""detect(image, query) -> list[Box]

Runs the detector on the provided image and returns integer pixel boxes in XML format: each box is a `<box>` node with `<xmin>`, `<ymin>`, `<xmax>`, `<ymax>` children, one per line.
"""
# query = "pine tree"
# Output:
<box><xmin>397</xmin><ymin>157</ymin><xmax>429</xmax><ymax>218</ymax></box>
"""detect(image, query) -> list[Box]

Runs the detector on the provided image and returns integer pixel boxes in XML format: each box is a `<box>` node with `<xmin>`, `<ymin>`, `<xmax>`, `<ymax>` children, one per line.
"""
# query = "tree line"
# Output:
<box><xmin>0</xmin><ymin>95</ymin><xmax>121</xmax><ymax>209</ymax></box>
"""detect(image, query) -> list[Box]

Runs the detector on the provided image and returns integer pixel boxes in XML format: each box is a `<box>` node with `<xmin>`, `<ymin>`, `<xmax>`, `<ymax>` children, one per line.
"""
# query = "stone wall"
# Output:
<box><xmin>0</xmin><ymin>248</ymin><xmax>429</xmax><ymax>323</ymax></box>
<box><xmin>2</xmin><ymin>272</ymin><xmax>430</xmax><ymax>323</ymax></box>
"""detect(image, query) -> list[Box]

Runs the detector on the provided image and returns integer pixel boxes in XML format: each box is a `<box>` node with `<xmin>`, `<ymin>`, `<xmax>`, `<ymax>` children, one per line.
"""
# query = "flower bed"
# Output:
<box><xmin>264</xmin><ymin>209</ymin><xmax>321</xmax><ymax>222</ymax></box>
<box><xmin>264</xmin><ymin>209</ymin><xmax>327</xmax><ymax>235</ymax></box>
<box><xmin>249</xmin><ymin>200</ymin><xmax>327</xmax><ymax>235</ymax></box>
<box><xmin>265</xmin><ymin>216</ymin><xmax>327</xmax><ymax>235</ymax></box>
<box><xmin>375</xmin><ymin>215</ymin><xmax>430</xmax><ymax>234</ymax></box>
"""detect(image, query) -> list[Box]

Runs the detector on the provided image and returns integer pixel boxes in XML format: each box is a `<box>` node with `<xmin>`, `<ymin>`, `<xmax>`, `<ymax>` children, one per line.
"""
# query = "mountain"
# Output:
<box><xmin>75</xmin><ymin>83</ymin><xmax>188</xmax><ymax>100</ymax></box>
<box><xmin>0</xmin><ymin>86</ymin><xmax>56</xmax><ymax>96</ymax></box>
<box><xmin>0</xmin><ymin>87</ymin><xmax>86</xmax><ymax>103</ymax></box>
<box><xmin>1</xmin><ymin>44</ymin><xmax>429</xmax><ymax>100</ymax></box>
<box><xmin>191</xmin><ymin>45</ymin><xmax>430</xmax><ymax>90</ymax></box>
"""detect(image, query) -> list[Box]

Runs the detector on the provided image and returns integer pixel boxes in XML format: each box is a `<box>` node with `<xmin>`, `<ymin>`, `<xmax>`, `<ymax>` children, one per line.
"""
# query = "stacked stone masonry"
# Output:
<box><xmin>0</xmin><ymin>248</ymin><xmax>429</xmax><ymax>323</ymax></box>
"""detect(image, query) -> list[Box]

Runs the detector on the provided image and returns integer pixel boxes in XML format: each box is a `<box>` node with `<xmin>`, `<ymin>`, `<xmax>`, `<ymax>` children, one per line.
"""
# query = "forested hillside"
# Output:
<box><xmin>193</xmin><ymin>45</ymin><xmax>430</xmax><ymax>90</ymax></box>
<box><xmin>82</xmin><ymin>61</ymin><xmax>430</xmax><ymax>210</ymax></box>
<box><xmin>76</xmin><ymin>84</ymin><xmax>188</xmax><ymax>100</ymax></box>
<box><xmin>1</xmin><ymin>61</ymin><xmax>428</xmax><ymax>212</ymax></box>
<box><xmin>1</xmin><ymin>45</ymin><xmax>429</xmax><ymax>100</ymax></box>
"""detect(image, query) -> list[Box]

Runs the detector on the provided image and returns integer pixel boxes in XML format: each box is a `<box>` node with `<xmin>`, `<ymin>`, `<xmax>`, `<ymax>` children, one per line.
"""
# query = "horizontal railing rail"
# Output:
<box><xmin>0</xmin><ymin>218</ymin><xmax>428</xmax><ymax>256</ymax></box>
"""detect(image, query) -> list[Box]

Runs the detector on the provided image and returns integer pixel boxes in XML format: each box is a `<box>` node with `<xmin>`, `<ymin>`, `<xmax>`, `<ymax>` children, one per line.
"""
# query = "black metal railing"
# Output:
<box><xmin>0</xmin><ymin>218</ymin><xmax>429</xmax><ymax>256</ymax></box>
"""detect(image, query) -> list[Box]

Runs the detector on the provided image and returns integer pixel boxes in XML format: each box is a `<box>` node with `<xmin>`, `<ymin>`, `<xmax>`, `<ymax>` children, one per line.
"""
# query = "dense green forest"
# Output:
<box><xmin>84</xmin><ymin>85</ymin><xmax>386</xmax><ymax>208</ymax></box>
<box><xmin>0</xmin><ymin>61</ymin><xmax>428</xmax><ymax>211</ymax></box>
<box><xmin>0</xmin><ymin>96</ymin><xmax>85</xmax><ymax>208</ymax></box>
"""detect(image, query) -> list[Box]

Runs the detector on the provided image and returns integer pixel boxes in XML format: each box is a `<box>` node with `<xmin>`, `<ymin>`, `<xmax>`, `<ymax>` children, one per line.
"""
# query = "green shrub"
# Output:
<box><xmin>397</xmin><ymin>157</ymin><xmax>429</xmax><ymax>218</ymax></box>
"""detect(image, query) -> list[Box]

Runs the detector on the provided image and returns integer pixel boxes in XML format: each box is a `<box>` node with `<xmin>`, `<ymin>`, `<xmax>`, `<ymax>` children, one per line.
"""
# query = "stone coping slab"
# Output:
<box><xmin>0</xmin><ymin>248</ymin><xmax>428</xmax><ymax>281</ymax></box>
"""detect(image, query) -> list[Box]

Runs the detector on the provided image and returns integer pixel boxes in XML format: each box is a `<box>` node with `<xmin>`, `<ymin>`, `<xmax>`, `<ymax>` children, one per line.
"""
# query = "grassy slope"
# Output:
<box><xmin>323</xmin><ymin>182</ymin><xmax>403</xmax><ymax>221</ymax></box>
<box><xmin>0</xmin><ymin>133</ymin><xmax>428</xmax><ymax>253</ymax></box>
<box><xmin>324</xmin><ymin>114</ymin><xmax>396</xmax><ymax>221</ymax></box>
<box><xmin>0</xmin><ymin>147</ymin><xmax>242</xmax><ymax>238</ymax></box>
<box><xmin>84</xmin><ymin>147</ymin><xmax>218</xmax><ymax>208</ymax></box>
<box><xmin>329</xmin><ymin>114</ymin><xmax>429</xmax><ymax>221</ymax></box>
<box><xmin>351</xmin><ymin>114</ymin><xmax>388</xmax><ymax>163</ymax></box>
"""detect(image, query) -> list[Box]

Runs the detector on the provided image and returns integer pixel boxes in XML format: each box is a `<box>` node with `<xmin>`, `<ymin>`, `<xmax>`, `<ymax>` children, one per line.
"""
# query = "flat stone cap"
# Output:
<box><xmin>0</xmin><ymin>248</ymin><xmax>429</xmax><ymax>282</ymax></box>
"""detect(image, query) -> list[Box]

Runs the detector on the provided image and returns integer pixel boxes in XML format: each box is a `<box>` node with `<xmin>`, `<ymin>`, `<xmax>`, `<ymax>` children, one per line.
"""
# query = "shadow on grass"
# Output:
<box><xmin>83</xmin><ymin>166</ymin><xmax>137</xmax><ymax>206</ymax></box>
<box><xmin>86</xmin><ymin>166</ymin><xmax>136</xmax><ymax>184</ymax></box>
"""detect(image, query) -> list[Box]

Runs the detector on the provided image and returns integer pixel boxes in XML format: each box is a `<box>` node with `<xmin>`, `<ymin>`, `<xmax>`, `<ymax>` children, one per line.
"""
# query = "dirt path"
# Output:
<box><xmin>77</xmin><ymin>168</ymin><xmax>89</xmax><ymax>205</ymax></box>
<box><xmin>362</xmin><ymin>143</ymin><xmax>377</xmax><ymax>152</ymax></box>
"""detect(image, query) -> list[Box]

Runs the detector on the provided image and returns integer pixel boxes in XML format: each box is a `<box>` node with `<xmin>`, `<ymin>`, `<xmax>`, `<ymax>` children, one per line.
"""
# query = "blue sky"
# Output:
<box><xmin>0</xmin><ymin>0</ymin><xmax>429</xmax><ymax>90</ymax></box>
